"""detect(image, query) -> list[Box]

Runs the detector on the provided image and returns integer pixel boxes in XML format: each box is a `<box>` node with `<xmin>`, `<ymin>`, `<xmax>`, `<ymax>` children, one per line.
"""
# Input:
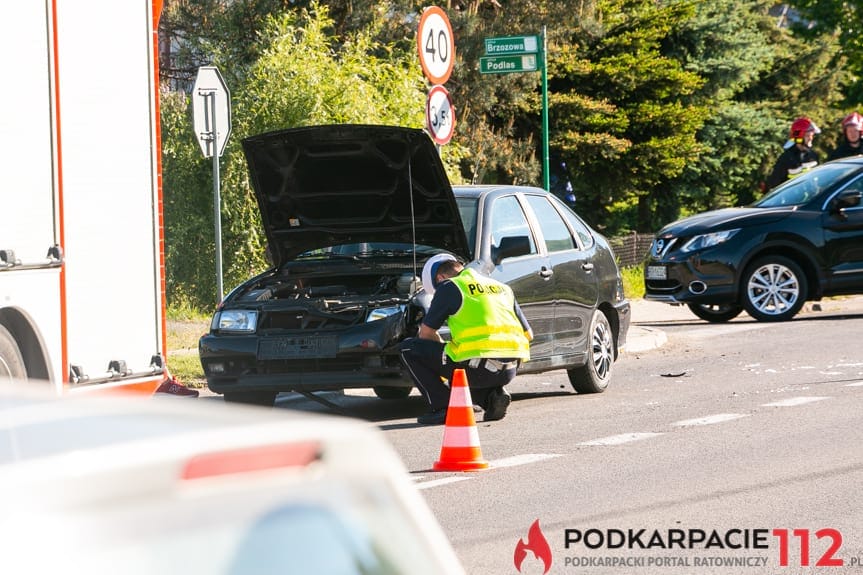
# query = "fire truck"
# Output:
<box><xmin>0</xmin><ymin>1</ymin><xmax>174</xmax><ymax>394</ymax></box>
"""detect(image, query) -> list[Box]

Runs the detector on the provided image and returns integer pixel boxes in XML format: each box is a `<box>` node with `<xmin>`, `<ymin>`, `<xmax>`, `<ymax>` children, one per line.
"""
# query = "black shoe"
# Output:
<box><xmin>484</xmin><ymin>387</ymin><xmax>511</xmax><ymax>422</ymax></box>
<box><xmin>417</xmin><ymin>408</ymin><xmax>447</xmax><ymax>425</ymax></box>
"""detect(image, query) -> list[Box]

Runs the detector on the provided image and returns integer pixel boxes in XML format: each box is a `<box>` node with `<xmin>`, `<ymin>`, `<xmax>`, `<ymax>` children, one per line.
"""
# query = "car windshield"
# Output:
<box><xmin>455</xmin><ymin>197</ymin><xmax>479</xmax><ymax>259</ymax></box>
<box><xmin>754</xmin><ymin>163</ymin><xmax>860</xmax><ymax>208</ymax></box>
<box><xmin>295</xmin><ymin>243</ymin><xmax>440</xmax><ymax>259</ymax></box>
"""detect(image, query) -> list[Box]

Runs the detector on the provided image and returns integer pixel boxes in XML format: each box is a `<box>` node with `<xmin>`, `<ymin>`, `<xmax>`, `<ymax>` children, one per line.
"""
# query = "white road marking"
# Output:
<box><xmin>490</xmin><ymin>453</ymin><xmax>562</xmax><ymax>468</ymax></box>
<box><xmin>762</xmin><ymin>396</ymin><xmax>830</xmax><ymax>407</ymax></box>
<box><xmin>413</xmin><ymin>454</ymin><xmax>562</xmax><ymax>489</ymax></box>
<box><xmin>415</xmin><ymin>476</ymin><xmax>471</xmax><ymax>490</ymax></box>
<box><xmin>672</xmin><ymin>413</ymin><xmax>747</xmax><ymax>427</ymax></box>
<box><xmin>578</xmin><ymin>432</ymin><xmax>662</xmax><ymax>446</ymax></box>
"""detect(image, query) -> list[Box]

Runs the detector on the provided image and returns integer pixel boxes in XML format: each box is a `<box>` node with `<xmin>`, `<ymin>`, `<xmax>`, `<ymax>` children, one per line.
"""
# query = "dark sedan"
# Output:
<box><xmin>644</xmin><ymin>157</ymin><xmax>863</xmax><ymax>322</ymax></box>
<box><xmin>199</xmin><ymin>125</ymin><xmax>630</xmax><ymax>406</ymax></box>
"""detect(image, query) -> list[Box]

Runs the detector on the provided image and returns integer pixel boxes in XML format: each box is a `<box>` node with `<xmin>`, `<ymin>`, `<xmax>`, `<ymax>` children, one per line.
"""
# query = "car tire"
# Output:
<box><xmin>0</xmin><ymin>325</ymin><xmax>26</xmax><ymax>381</ymax></box>
<box><xmin>567</xmin><ymin>310</ymin><xmax>613</xmax><ymax>394</ymax></box>
<box><xmin>687</xmin><ymin>303</ymin><xmax>744</xmax><ymax>323</ymax></box>
<box><xmin>741</xmin><ymin>255</ymin><xmax>807</xmax><ymax>322</ymax></box>
<box><xmin>223</xmin><ymin>391</ymin><xmax>277</xmax><ymax>407</ymax></box>
<box><xmin>372</xmin><ymin>386</ymin><xmax>412</xmax><ymax>400</ymax></box>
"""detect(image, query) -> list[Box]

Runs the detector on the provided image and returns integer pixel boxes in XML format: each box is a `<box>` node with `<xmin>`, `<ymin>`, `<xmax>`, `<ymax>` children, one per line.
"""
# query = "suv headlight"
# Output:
<box><xmin>680</xmin><ymin>229</ymin><xmax>740</xmax><ymax>253</ymax></box>
<box><xmin>214</xmin><ymin>310</ymin><xmax>258</xmax><ymax>333</ymax></box>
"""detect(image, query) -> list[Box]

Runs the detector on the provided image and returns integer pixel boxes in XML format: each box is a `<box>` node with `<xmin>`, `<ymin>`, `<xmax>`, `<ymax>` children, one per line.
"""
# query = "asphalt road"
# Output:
<box><xmin>198</xmin><ymin>297</ymin><xmax>863</xmax><ymax>574</ymax></box>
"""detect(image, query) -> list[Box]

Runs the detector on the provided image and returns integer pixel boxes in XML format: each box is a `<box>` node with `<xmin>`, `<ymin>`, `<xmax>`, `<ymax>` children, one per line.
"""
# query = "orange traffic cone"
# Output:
<box><xmin>433</xmin><ymin>369</ymin><xmax>489</xmax><ymax>471</ymax></box>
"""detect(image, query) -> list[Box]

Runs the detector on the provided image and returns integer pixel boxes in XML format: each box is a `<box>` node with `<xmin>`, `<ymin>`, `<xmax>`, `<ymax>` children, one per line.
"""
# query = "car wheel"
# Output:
<box><xmin>567</xmin><ymin>310</ymin><xmax>613</xmax><ymax>394</ymax></box>
<box><xmin>742</xmin><ymin>256</ymin><xmax>807</xmax><ymax>322</ymax></box>
<box><xmin>223</xmin><ymin>391</ymin><xmax>278</xmax><ymax>407</ymax></box>
<box><xmin>687</xmin><ymin>303</ymin><xmax>744</xmax><ymax>323</ymax></box>
<box><xmin>0</xmin><ymin>325</ymin><xmax>26</xmax><ymax>382</ymax></box>
<box><xmin>372</xmin><ymin>386</ymin><xmax>412</xmax><ymax>400</ymax></box>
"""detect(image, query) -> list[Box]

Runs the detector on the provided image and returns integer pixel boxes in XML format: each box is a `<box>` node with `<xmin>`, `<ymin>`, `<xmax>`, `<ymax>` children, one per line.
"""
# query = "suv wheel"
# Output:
<box><xmin>567</xmin><ymin>310</ymin><xmax>613</xmax><ymax>394</ymax></box>
<box><xmin>687</xmin><ymin>303</ymin><xmax>744</xmax><ymax>323</ymax></box>
<box><xmin>742</xmin><ymin>256</ymin><xmax>807</xmax><ymax>322</ymax></box>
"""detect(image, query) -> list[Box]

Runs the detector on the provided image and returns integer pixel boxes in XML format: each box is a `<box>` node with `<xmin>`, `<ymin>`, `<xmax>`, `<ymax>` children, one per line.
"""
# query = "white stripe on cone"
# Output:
<box><xmin>441</xmin><ymin>426</ymin><xmax>481</xmax><ymax>446</ymax></box>
<box><xmin>449</xmin><ymin>384</ymin><xmax>472</xmax><ymax>407</ymax></box>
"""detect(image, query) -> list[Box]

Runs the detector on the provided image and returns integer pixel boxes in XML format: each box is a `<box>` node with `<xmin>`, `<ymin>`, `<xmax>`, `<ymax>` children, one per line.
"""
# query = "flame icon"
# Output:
<box><xmin>514</xmin><ymin>519</ymin><xmax>552</xmax><ymax>574</ymax></box>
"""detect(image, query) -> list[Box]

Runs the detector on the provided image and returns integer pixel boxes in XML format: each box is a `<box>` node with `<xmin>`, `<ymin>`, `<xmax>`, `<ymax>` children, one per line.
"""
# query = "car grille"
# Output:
<box><xmin>262</xmin><ymin>309</ymin><xmax>365</xmax><ymax>330</ymax></box>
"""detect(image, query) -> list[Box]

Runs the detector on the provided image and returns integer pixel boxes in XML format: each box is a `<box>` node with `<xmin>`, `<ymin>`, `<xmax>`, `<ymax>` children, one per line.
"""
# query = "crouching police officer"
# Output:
<box><xmin>400</xmin><ymin>254</ymin><xmax>533</xmax><ymax>425</ymax></box>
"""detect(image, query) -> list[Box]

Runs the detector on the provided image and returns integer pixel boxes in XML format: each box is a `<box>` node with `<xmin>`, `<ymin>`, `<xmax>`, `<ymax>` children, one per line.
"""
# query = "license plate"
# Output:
<box><xmin>258</xmin><ymin>336</ymin><xmax>338</xmax><ymax>360</ymax></box>
<box><xmin>646</xmin><ymin>265</ymin><xmax>667</xmax><ymax>280</ymax></box>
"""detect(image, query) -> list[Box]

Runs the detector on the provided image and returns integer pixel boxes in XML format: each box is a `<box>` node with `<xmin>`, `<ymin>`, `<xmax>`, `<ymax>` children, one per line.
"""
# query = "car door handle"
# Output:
<box><xmin>539</xmin><ymin>267</ymin><xmax>553</xmax><ymax>279</ymax></box>
<box><xmin>581</xmin><ymin>262</ymin><xmax>594</xmax><ymax>273</ymax></box>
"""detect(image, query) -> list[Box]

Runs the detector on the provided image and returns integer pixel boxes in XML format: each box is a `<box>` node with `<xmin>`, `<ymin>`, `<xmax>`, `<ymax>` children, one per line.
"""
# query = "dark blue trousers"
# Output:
<box><xmin>398</xmin><ymin>337</ymin><xmax>517</xmax><ymax>411</ymax></box>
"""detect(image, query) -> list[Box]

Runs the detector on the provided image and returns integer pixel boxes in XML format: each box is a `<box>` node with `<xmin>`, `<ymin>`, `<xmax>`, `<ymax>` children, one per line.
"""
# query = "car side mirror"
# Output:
<box><xmin>492</xmin><ymin>235</ymin><xmax>531</xmax><ymax>265</ymax></box>
<box><xmin>830</xmin><ymin>189</ymin><xmax>862</xmax><ymax>216</ymax></box>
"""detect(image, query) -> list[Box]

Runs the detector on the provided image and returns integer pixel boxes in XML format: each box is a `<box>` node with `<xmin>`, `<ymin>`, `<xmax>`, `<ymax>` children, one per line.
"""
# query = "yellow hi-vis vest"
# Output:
<box><xmin>444</xmin><ymin>268</ymin><xmax>531</xmax><ymax>363</ymax></box>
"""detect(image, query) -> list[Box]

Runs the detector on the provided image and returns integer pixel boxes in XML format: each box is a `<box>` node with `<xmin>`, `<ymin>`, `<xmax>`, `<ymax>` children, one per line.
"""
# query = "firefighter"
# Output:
<box><xmin>828</xmin><ymin>112</ymin><xmax>863</xmax><ymax>161</ymax></box>
<box><xmin>765</xmin><ymin>117</ymin><xmax>820</xmax><ymax>190</ymax></box>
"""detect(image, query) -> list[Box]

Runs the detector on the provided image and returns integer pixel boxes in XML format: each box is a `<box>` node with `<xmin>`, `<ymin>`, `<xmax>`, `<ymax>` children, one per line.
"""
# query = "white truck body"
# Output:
<box><xmin>0</xmin><ymin>0</ymin><xmax>168</xmax><ymax>394</ymax></box>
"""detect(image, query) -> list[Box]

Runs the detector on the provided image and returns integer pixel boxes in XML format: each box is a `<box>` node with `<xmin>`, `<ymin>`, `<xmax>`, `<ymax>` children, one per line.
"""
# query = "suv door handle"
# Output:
<box><xmin>539</xmin><ymin>267</ymin><xmax>554</xmax><ymax>279</ymax></box>
<box><xmin>581</xmin><ymin>262</ymin><xmax>594</xmax><ymax>273</ymax></box>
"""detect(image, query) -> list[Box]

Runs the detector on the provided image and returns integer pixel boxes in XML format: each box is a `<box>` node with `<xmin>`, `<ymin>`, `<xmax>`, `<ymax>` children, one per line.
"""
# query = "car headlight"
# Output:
<box><xmin>680</xmin><ymin>229</ymin><xmax>740</xmax><ymax>253</ymax></box>
<box><xmin>366</xmin><ymin>306</ymin><xmax>405</xmax><ymax>323</ymax></box>
<box><xmin>214</xmin><ymin>310</ymin><xmax>258</xmax><ymax>333</ymax></box>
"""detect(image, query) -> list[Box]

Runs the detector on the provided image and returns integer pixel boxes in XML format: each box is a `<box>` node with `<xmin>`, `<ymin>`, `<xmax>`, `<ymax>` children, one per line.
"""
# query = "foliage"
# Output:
<box><xmin>161</xmin><ymin>2</ymin><xmax>434</xmax><ymax>309</ymax></box>
<box><xmin>620</xmin><ymin>264</ymin><xmax>646</xmax><ymax>300</ymax></box>
<box><xmin>786</xmin><ymin>0</ymin><xmax>863</xmax><ymax>107</ymax></box>
<box><xmin>159</xmin><ymin>0</ymin><xmax>861</xmax><ymax>313</ymax></box>
<box><xmin>549</xmin><ymin>0</ymin><xmax>707</xmax><ymax>233</ymax></box>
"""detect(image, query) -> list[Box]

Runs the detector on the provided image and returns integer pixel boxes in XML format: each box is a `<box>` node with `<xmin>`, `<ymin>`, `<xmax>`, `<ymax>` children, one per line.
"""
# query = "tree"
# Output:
<box><xmin>786</xmin><ymin>0</ymin><xmax>862</xmax><ymax>106</ymax></box>
<box><xmin>161</xmin><ymin>2</ymin><xmax>432</xmax><ymax>309</ymax></box>
<box><xmin>548</xmin><ymin>0</ymin><xmax>706</xmax><ymax>233</ymax></box>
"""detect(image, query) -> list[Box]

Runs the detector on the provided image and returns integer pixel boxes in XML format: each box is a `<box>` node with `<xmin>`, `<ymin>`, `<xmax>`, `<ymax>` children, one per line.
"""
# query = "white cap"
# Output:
<box><xmin>421</xmin><ymin>253</ymin><xmax>457</xmax><ymax>297</ymax></box>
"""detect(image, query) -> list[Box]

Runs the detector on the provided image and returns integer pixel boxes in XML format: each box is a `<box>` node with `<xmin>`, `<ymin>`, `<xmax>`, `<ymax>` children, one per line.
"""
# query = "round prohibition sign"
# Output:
<box><xmin>426</xmin><ymin>85</ymin><xmax>455</xmax><ymax>145</ymax></box>
<box><xmin>417</xmin><ymin>6</ymin><xmax>455</xmax><ymax>85</ymax></box>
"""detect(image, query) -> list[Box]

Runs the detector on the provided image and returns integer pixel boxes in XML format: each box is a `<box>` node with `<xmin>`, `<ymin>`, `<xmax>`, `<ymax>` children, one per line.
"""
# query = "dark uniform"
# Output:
<box><xmin>827</xmin><ymin>140</ymin><xmax>862</xmax><ymax>161</ymax></box>
<box><xmin>765</xmin><ymin>145</ymin><xmax>819</xmax><ymax>190</ymax></box>
<box><xmin>400</xmin><ymin>267</ymin><xmax>531</xmax><ymax>423</ymax></box>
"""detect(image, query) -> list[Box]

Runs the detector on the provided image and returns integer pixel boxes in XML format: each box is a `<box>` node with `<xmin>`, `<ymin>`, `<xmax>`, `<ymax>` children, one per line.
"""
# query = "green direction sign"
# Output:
<box><xmin>484</xmin><ymin>35</ymin><xmax>539</xmax><ymax>56</ymax></box>
<box><xmin>479</xmin><ymin>54</ymin><xmax>538</xmax><ymax>74</ymax></box>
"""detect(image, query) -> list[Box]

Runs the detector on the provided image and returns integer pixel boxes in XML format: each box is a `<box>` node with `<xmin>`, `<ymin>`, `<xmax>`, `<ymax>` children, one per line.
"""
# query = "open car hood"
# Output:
<box><xmin>242</xmin><ymin>125</ymin><xmax>471</xmax><ymax>266</ymax></box>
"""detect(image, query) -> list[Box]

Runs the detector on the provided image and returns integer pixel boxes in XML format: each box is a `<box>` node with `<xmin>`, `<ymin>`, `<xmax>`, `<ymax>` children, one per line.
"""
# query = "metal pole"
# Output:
<box><xmin>210</xmin><ymin>91</ymin><xmax>224</xmax><ymax>303</ymax></box>
<box><xmin>541</xmin><ymin>25</ymin><xmax>550</xmax><ymax>192</ymax></box>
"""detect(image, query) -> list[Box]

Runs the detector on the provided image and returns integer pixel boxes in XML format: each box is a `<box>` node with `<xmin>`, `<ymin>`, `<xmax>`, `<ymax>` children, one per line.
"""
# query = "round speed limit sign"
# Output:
<box><xmin>426</xmin><ymin>85</ymin><xmax>455</xmax><ymax>145</ymax></box>
<box><xmin>417</xmin><ymin>6</ymin><xmax>455</xmax><ymax>85</ymax></box>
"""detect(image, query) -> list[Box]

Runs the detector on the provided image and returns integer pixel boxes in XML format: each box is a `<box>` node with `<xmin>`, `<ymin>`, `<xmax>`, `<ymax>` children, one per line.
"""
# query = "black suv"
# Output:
<box><xmin>644</xmin><ymin>157</ymin><xmax>863</xmax><ymax>322</ymax></box>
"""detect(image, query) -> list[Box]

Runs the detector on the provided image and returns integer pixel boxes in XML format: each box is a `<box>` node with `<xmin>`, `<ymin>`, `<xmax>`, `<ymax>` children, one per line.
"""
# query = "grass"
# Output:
<box><xmin>620</xmin><ymin>264</ymin><xmax>645</xmax><ymax>300</ymax></box>
<box><xmin>166</xmin><ymin>316</ymin><xmax>209</xmax><ymax>388</ymax></box>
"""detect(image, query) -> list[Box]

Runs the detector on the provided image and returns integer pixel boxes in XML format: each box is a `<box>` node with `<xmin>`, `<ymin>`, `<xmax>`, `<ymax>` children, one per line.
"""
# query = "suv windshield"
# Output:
<box><xmin>754</xmin><ymin>163</ymin><xmax>860</xmax><ymax>208</ymax></box>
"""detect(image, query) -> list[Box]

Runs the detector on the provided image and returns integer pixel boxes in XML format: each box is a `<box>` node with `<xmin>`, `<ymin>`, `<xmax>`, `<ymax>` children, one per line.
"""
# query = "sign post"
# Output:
<box><xmin>192</xmin><ymin>66</ymin><xmax>231</xmax><ymax>302</ymax></box>
<box><xmin>480</xmin><ymin>30</ymin><xmax>550</xmax><ymax>191</ymax></box>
